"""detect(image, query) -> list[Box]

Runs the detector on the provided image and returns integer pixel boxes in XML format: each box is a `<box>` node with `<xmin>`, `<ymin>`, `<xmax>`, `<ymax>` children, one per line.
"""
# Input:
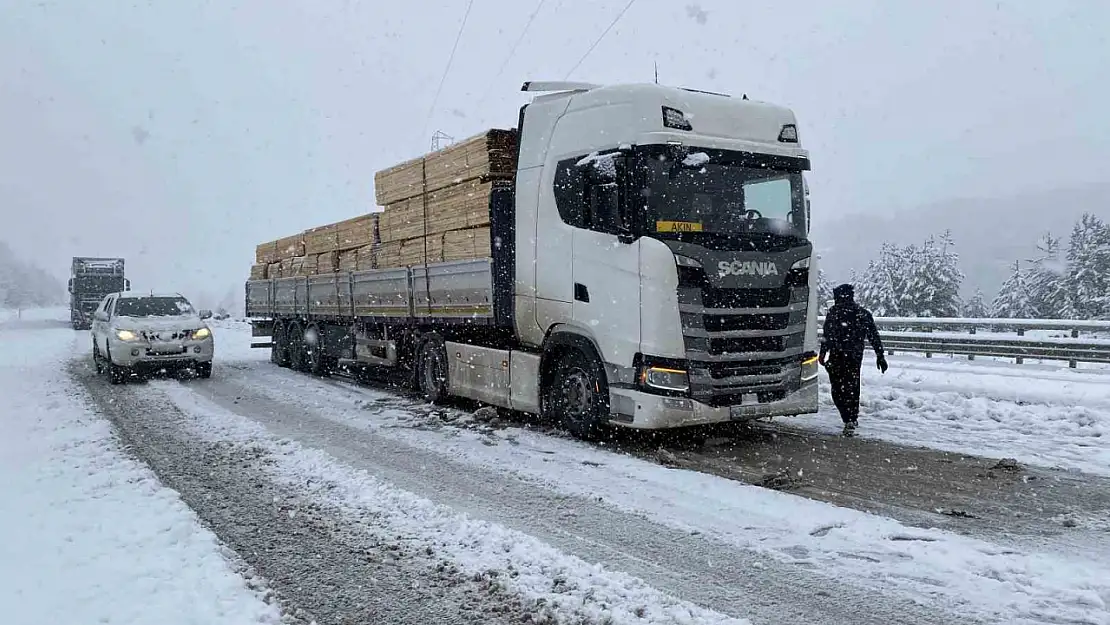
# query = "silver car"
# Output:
<box><xmin>90</xmin><ymin>292</ymin><xmax>214</xmax><ymax>384</ymax></box>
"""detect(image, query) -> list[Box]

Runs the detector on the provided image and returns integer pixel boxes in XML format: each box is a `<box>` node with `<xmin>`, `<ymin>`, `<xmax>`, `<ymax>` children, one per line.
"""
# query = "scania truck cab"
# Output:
<box><xmin>509</xmin><ymin>81</ymin><xmax>819</xmax><ymax>435</ymax></box>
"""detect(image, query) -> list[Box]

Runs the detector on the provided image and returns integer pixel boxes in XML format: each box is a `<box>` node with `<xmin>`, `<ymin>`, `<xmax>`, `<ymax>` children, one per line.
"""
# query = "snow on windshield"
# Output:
<box><xmin>115</xmin><ymin>297</ymin><xmax>195</xmax><ymax>317</ymax></box>
<box><xmin>575</xmin><ymin>151</ymin><xmax>617</xmax><ymax>179</ymax></box>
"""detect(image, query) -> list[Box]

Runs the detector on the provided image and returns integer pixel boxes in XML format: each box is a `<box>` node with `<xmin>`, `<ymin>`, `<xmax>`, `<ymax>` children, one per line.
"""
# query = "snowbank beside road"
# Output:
<box><xmin>789</xmin><ymin>359</ymin><xmax>1110</xmax><ymax>477</ymax></box>
<box><xmin>0</xmin><ymin>311</ymin><xmax>279</xmax><ymax>625</ymax></box>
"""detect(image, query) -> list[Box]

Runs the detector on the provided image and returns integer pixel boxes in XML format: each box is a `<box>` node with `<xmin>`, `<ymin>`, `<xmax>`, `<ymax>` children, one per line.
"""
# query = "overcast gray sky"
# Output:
<box><xmin>1</xmin><ymin>0</ymin><xmax>1107</xmax><ymax>306</ymax></box>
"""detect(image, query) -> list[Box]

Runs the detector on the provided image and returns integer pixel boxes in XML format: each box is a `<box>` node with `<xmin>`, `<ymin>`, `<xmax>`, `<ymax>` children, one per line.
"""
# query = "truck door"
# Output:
<box><xmin>570</xmin><ymin>153</ymin><xmax>641</xmax><ymax>368</ymax></box>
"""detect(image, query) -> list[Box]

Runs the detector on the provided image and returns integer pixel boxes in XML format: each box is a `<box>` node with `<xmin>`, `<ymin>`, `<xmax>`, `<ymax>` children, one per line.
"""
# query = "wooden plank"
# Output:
<box><xmin>316</xmin><ymin>251</ymin><xmax>337</xmax><ymax>274</ymax></box>
<box><xmin>255</xmin><ymin>242</ymin><xmax>278</xmax><ymax>264</ymax></box>
<box><xmin>429</xmin><ymin>227</ymin><xmax>491</xmax><ymax>263</ymax></box>
<box><xmin>373</xmin><ymin>129</ymin><xmax>517</xmax><ymax>205</ymax></box>
<box><xmin>249</xmin><ymin>264</ymin><xmax>269</xmax><ymax>280</ymax></box>
<box><xmin>275</xmin><ymin>234</ymin><xmax>306</xmax><ymax>260</ymax></box>
<box><xmin>355</xmin><ymin>245</ymin><xmax>377</xmax><ymax>271</ymax></box>
<box><xmin>336</xmin><ymin>214</ymin><xmax>378</xmax><ymax>251</ymax></box>
<box><xmin>304</xmin><ymin>224</ymin><xmax>339</xmax><ymax>255</ymax></box>
<box><xmin>337</xmin><ymin>249</ymin><xmax>358</xmax><ymax>272</ymax></box>
<box><xmin>267</xmin><ymin>262</ymin><xmax>283</xmax><ymax>278</ymax></box>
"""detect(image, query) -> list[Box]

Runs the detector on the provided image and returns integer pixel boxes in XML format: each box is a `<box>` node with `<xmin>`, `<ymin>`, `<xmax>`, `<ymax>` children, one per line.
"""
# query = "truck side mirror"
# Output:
<box><xmin>199</xmin><ymin>309</ymin><xmax>213</xmax><ymax>320</ymax></box>
<box><xmin>67</xmin><ymin>279</ymin><xmax>73</xmax><ymax>294</ymax></box>
<box><xmin>124</xmin><ymin>279</ymin><xmax>131</xmax><ymax>292</ymax></box>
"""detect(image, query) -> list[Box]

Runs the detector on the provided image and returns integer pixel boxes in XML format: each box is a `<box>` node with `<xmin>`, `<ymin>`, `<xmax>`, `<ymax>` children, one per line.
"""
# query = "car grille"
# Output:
<box><xmin>678</xmin><ymin>268</ymin><xmax>809</xmax><ymax>406</ymax></box>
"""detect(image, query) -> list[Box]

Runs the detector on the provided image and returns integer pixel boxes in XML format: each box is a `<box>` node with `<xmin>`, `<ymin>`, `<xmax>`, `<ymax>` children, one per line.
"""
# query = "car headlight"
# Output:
<box><xmin>192</xmin><ymin>327</ymin><xmax>211</xmax><ymax>340</ymax></box>
<box><xmin>800</xmin><ymin>352</ymin><xmax>819</xmax><ymax>382</ymax></box>
<box><xmin>115</xmin><ymin>329</ymin><xmax>138</xmax><ymax>341</ymax></box>
<box><xmin>640</xmin><ymin>366</ymin><xmax>689</xmax><ymax>393</ymax></box>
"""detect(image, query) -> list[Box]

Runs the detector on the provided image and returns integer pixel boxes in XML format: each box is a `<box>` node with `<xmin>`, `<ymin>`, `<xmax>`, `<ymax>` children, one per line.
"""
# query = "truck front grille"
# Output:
<box><xmin>678</xmin><ymin>270</ymin><xmax>809</xmax><ymax>406</ymax></box>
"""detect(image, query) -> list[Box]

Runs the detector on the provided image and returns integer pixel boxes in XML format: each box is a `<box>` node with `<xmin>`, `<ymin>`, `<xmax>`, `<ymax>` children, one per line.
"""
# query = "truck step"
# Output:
<box><xmin>250</xmin><ymin>341</ymin><xmax>273</xmax><ymax>349</ymax></box>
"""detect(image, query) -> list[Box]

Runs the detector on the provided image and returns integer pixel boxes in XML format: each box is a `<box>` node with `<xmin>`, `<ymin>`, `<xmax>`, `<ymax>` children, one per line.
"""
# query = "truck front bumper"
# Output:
<box><xmin>108</xmin><ymin>337</ymin><xmax>214</xmax><ymax>369</ymax></box>
<box><xmin>608</xmin><ymin>378</ymin><xmax>818</xmax><ymax>430</ymax></box>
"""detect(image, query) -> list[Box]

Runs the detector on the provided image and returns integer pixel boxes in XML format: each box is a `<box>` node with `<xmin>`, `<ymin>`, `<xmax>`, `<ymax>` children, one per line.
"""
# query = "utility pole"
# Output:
<box><xmin>431</xmin><ymin>130</ymin><xmax>454</xmax><ymax>151</ymax></box>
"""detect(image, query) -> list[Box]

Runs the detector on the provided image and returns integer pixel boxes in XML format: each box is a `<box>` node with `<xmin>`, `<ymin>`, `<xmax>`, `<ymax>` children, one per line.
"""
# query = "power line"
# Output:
<box><xmin>563</xmin><ymin>0</ymin><xmax>637</xmax><ymax>80</ymax></box>
<box><xmin>421</xmin><ymin>0</ymin><xmax>477</xmax><ymax>144</ymax></box>
<box><xmin>474</xmin><ymin>0</ymin><xmax>548</xmax><ymax>112</ymax></box>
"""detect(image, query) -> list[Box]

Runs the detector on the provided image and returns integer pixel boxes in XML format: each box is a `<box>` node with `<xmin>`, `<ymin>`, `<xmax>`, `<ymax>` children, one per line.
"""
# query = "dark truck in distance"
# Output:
<box><xmin>68</xmin><ymin>257</ymin><xmax>129</xmax><ymax>330</ymax></box>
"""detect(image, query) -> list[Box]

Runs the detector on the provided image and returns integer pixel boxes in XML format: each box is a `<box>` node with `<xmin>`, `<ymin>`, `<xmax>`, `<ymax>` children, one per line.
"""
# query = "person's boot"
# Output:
<box><xmin>842</xmin><ymin>419</ymin><xmax>858</xmax><ymax>437</ymax></box>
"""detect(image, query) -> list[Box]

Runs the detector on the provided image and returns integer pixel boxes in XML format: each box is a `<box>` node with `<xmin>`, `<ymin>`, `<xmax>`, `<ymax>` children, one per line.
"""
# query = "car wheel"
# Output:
<box><xmin>196</xmin><ymin>361</ymin><xmax>213</xmax><ymax>379</ymax></box>
<box><xmin>544</xmin><ymin>347</ymin><xmax>609</xmax><ymax>441</ymax></box>
<box><xmin>92</xmin><ymin>341</ymin><xmax>104</xmax><ymax>374</ymax></box>
<box><xmin>417</xmin><ymin>335</ymin><xmax>449</xmax><ymax>404</ymax></box>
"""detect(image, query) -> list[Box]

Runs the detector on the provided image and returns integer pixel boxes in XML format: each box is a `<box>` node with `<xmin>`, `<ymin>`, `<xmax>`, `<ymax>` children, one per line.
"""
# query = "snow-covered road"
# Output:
<box><xmin>0</xmin><ymin>311</ymin><xmax>280</xmax><ymax>625</ymax></box>
<box><xmin>7</xmin><ymin>309</ymin><xmax>1110</xmax><ymax>625</ymax></box>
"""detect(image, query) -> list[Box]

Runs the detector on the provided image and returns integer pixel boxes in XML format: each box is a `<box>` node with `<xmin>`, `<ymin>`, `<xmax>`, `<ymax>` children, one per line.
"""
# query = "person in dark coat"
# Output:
<box><xmin>818</xmin><ymin>284</ymin><xmax>888</xmax><ymax>436</ymax></box>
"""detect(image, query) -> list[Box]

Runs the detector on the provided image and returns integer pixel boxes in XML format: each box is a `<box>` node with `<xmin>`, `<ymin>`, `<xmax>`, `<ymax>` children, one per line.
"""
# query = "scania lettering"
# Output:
<box><xmin>246</xmin><ymin>81</ymin><xmax>820</xmax><ymax>439</ymax></box>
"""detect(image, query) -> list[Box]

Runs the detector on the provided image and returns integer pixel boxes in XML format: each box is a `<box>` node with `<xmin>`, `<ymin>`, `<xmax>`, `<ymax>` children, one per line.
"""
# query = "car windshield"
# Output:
<box><xmin>639</xmin><ymin>150</ymin><xmax>807</xmax><ymax>241</ymax></box>
<box><xmin>115</xmin><ymin>297</ymin><xmax>194</xmax><ymax>317</ymax></box>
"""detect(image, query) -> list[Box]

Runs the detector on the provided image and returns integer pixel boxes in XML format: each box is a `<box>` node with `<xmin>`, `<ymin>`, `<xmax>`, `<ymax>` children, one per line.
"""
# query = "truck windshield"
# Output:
<box><xmin>74</xmin><ymin>276</ymin><xmax>126</xmax><ymax>292</ymax></box>
<box><xmin>637</xmin><ymin>149</ymin><xmax>807</xmax><ymax>244</ymax></box>
<box><xmin>115</xmin><ymin>297</ymin><xmax>194</xmax><ymax>317</ymax></box>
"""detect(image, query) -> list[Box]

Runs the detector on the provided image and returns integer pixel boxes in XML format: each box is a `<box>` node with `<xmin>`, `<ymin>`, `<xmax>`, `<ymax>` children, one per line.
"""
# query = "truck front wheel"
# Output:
<box><xmin>545</xmin><ymin>348</ymin><xmax>610</xmax><ymax>441</ymax></box>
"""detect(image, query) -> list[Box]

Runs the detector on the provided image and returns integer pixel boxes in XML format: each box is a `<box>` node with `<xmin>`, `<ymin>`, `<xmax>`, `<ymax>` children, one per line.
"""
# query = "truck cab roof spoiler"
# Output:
<box><xmin>521</xmin><ymin>81</ymin><xmax>600</xmax><ymax>93</ymax></box>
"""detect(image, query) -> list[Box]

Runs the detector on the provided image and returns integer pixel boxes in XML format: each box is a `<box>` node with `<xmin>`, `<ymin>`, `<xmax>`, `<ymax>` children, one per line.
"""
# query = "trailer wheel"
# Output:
<box><xmin>288</xmin><ymin>323</ymin><xmax>308</xmax><ymax>372</ymax></box>
<box><xmin>545</xmin><ymin>347</ymin><xmax>609</xmax><ymax>441</ymax></box>
<box><xmin>305</xmin><ymin>325</ymin><xmax>332</xmax><ymax>377</ymax></box>
<box><xmin>417</xmin><ymin>336</ymin><xmax>449</xmax><ymax>404</ymax></box>
<box><xmin>271</xmin><ymin>323</ymin><xmax>291</xmax><ymax>367</ymax></box>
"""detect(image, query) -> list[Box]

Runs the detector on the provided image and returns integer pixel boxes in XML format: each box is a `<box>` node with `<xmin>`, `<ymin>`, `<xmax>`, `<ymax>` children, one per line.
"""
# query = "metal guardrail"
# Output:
<box><xmin>817</xmin><ymin>316</ymin><xmax>1110</xmax><ymax>367</ymax></box>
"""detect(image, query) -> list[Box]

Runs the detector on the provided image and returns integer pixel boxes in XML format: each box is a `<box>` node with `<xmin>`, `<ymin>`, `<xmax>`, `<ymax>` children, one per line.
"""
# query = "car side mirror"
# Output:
<box><xmin>199</xmin><ymin>310</ymin><xmax>213</xmax><ymax>320</ymax></box>
<box><xmin>94</xmin><ymin>311</ymin><xmax>108</xmax><ymax>322</ymax></box>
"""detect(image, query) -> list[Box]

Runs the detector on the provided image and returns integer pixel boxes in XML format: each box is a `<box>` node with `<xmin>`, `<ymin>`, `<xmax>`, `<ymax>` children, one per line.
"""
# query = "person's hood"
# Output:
<box><xmin>833</xmin><ymin>284</ymin><xmax>855</xmax><ymax>305</ymax></box>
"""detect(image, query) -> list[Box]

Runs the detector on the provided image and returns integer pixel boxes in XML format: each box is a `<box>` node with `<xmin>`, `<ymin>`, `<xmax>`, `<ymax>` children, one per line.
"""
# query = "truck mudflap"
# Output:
<box><xmin>607</xmin><ymin>379</ymin><xmax>818</xmax><ymax>429</ymax></box>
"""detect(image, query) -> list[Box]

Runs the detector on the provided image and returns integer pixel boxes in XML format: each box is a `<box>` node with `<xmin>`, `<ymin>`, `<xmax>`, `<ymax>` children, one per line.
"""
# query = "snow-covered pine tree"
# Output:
<box><xmin>816</xmin><ymin>260</ymin><xmax>834</xmax><ymax>314</ymax></box>
<box><xmin>1026</xmin><ymin>233</ymin><xmax>1073</xmax><ymax>319</ymax></box>
<box><xmin>963</xmin><ymin>288</ymin><xmax>988</xmax><ymax>318</ymax></box>
<box><xmin>1066</xmin><ymin>213</ymin><xmax>1110</xmax><ymax>319</ymax></box>
<box><xmin>903</xmin><ymin>235</ymin><xmax>962</xmax><ymax>317</ymax></box>
<box><xmin>857</xmin><ymin>243</ymin><xmax>902</xmax><ymax>316</ymax></box>
<box><xmin>991</xmin><ymin>260</ymin><xmax>1035</xmax><ymax>318</ymax></box>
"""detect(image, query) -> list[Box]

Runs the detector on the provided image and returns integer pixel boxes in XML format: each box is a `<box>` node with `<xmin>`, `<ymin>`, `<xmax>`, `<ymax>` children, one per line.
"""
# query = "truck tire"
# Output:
<box><xmin>545</xmin><ymin>347</ymin><xmax>609</xmax><ymax>441</ymax></box>
<box><xmin>271</xmin><ymin>323</ymin><xmax>291</xmax><ymax>367</ymax></box>
<box><xmin>288</xmin><ymin>323</ymin><xmax>308</xmax><ymax>372</ymax></box>
<box><xmin>305</xmin><ymin>325</ymin><xmax>332</xmax><ymax>377</ymax></box>
<box><xmin>196</xmin><ymin>361</ymin><xmax>213</xmax><ymax>379</ymax></box>
<box><xmin>417</xmin><ymin>335</ymin><xmax>449</xmax><ymax>404</ymax></box>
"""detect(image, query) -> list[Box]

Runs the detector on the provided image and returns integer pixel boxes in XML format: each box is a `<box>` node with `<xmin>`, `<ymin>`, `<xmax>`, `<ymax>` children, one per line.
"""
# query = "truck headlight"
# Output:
<box><xmin>791</xmin><ymin>257</ymin><xmax>811</xmax><ymax>270</ymax></box>
<box><xmin>800</xmin><ymin>352</ymin><xmax>819</xmax><ymax>382</ymax></box>
<box><xmin>116</xmin><ymin>329</ymin><xmax>138</xmax><ymax>341</ymax></box>
<box><xmin>192</xmin><ymin>327</ymin><xmax>211</xmax><ymax>340</ymax></box>
<box><xmin>640</xmin><ymin>366</ymin><xmax>689</xmax><ymax>393</ymax></box>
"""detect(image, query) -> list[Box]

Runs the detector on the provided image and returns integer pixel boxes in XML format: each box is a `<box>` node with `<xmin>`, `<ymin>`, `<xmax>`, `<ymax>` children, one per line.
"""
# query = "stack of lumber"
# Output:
<box><xmin>371</xmin><ymin>128</ymin><xmax>516</xmax><ymax>269</ymax></box>
<box><xmin>248</xmin><ymin>128</ymin><xmax>516</xmax><ymax>280</ymax></box>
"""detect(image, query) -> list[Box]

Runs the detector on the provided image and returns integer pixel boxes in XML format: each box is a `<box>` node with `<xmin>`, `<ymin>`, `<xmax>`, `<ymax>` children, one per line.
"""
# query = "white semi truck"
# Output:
<box><xmin>246</xmin><ymin>81</ymin><xmax>820</xmax><ymax>439</ymax></box>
